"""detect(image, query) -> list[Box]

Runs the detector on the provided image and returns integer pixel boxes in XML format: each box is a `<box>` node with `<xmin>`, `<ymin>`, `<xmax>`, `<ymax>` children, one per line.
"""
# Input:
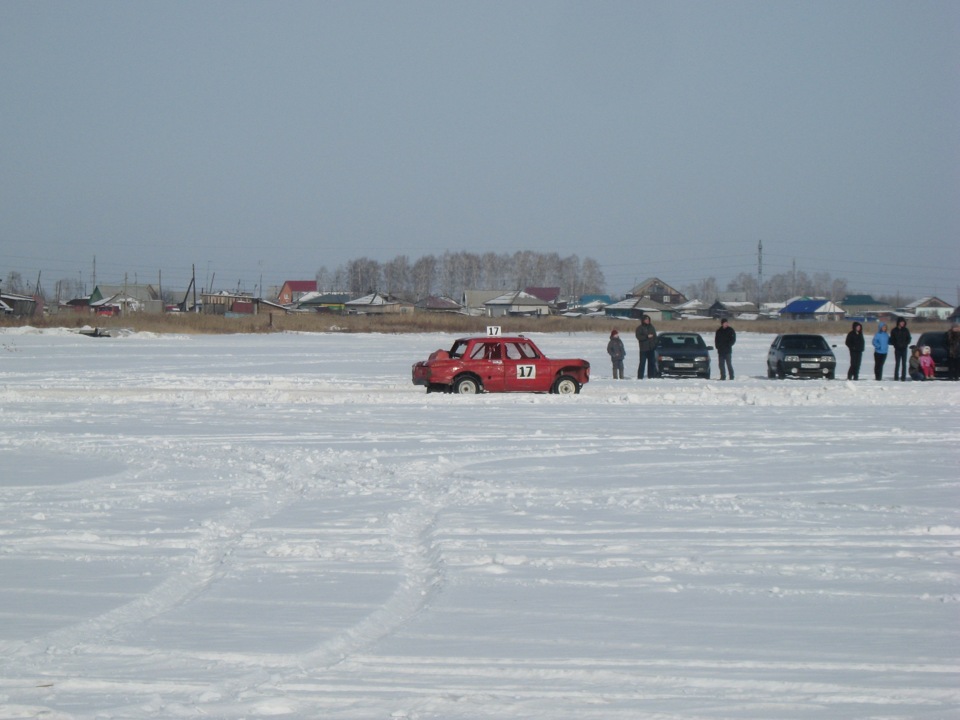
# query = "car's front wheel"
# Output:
<box><xmin>452</xmin><ymin>375</ymin><xmax>481</xmax><ymax>394</ymax></box>
<box><xmin>776</xmin><ymin>362</ymin><xmax>786</xmax><ymax>379</ymax></box>
<box><xmin>552</xmin><ymin>375</ymin><xmax>580</xmax><ymax>395</ymax></box>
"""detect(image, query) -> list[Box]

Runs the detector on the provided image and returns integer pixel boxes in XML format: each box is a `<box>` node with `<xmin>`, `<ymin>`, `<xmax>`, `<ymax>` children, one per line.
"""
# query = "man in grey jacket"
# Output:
<box><xmin>635</xmin><ymin>315</ymin><xmax>658</xmax><ymax>379</ymax></box>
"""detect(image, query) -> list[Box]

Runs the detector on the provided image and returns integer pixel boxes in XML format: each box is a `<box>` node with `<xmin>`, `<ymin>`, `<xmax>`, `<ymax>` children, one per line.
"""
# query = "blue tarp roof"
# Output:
<box><xmin>781</xmin><ymin>299</ymin><xmax>827</xmax><ymax>314</ymax></box>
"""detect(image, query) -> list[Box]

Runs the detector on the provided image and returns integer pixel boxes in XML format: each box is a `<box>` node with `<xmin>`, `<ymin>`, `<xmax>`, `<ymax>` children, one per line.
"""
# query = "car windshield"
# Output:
<box><xmin>781</xmin><ymin>336</ymin><xmax>829</xmax><ymax>351</ymax></box>
<box><xmin>659</xmin><ymin>334</ymin><xmax>705</xmax><ymax>349</ymax></box>
<box><xmin>449</xmin><ymin>340</ymin><xmax>469</xmax><ymax>359</ymax></box>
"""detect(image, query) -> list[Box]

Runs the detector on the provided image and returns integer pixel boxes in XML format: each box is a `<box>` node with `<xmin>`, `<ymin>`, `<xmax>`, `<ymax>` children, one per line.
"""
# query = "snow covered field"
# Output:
<box><xmin>1</xmin><ymin>327</ymin><xmax>957</xmax><ymax>720</ymax></box>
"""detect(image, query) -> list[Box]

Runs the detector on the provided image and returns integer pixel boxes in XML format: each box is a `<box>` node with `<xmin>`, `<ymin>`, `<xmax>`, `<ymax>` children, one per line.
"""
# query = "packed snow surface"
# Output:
<box><xmin>1</xmin><ymin>328</ymin><xmax>957</xmax><ymax>719</ymax></box>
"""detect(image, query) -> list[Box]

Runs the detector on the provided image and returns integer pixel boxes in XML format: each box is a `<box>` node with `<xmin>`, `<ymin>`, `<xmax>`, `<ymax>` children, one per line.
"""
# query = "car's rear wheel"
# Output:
<box><xmin>452</xmin><ymin>375</ymin><xmax>481</xmax><ymax>394</ymax></box>
<box><xmin>552</xmin><ymin>375</ymin><xmax>580</xmax><ymax>395</ymax></box>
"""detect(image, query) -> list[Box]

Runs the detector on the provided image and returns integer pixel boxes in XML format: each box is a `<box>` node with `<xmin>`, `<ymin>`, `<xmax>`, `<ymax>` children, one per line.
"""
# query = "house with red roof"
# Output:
<box><xmin>277</xmin><ymin>280</ymin><xmax>318</xmax><ymax>305</ymax></box>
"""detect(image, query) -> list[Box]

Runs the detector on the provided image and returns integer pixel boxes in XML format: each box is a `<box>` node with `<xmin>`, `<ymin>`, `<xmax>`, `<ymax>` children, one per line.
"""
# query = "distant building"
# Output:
<box><xmin>839</xmin><ymin>294</ymin><xmax>896</xmax><ymax>322</ymax></box>
<box><xmin>296</xmin><ymin>292</ymin><xmax>352</xmax><ymax>313</ymax></box>
<box><xmin>523</xmin><ymin>286</ymin><xmax>563</xmax><ymax>310</ymax></box>
<box><xmin>89</xmin><ymin>284</ymin><xmax>163</xmax><ymax>314</ymax></box>
<box><xmin>627</xmin><ymin>278</ymin><xmax>687</xmax><ymax>306</ymax></box>
<box><xmin>461</xmin><ymin>290</ymin><xmax>508</xmax><ymax>316</ymax></box>
<box><xmin>0</xmin><ymin>291</ymin><xmax>38</xmax><ymax>317</ymax></box>
<box><xmin>415</xmin><ymin>295</ymin><xmax>463</xmax><ymax>313</ymax></box>
<box><xmin>344</xmin><ymin>292</ymin><xmax>413</xmax><ymax>314</ymax></box>
<box><xmin>484</xmin><ymin>290</ymin><xmax>551</xmax><ymax>317</ymax></box>
<box><xmin>277</xmin><ymin>280</ymin><xmax>318</xmax><ymax>305</ymax></box>
<box><xmin>708</xmin><ymin>299</ymin><xmax>759</xmax><ymax>319</ymax></box>
<box><xmin>201</xmin><ymin>290</ymin><xmax>258</xmax><ymax>315</ymax></box>
<box><xmin>901</xmin><ymin>296</ymin><xmax>953</xmax><ymax>320</ymax></box>
<box><xmin>673</xmin><ymin>299</ymin><xmax>709</xmax><ymax>317</ymax></box>
<box><xmin>604</xmin><ymin>296</ymin><xmax>673</xmax><ymax>321</ymax></box>
<box><xmin>779</xmin><ymin>298</ymin><xmax>845</xmax><ymax>321</ymax></box>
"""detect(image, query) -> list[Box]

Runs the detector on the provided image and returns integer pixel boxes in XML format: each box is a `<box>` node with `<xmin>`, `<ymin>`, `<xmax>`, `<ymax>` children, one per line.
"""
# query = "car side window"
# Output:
<box><xmin>511</xmin><ymin>342</ymin><xmax>539</xmax><ymax>359</ymax></box>
<box><xmin>470</xmin><ymin>342</ymin><xmax>501</xmax><ymax>360</ymax></box>
<box><xmin>505</xmin><ymin>342</ymin><xmax>523</xmax><ymax>360</ymax></box>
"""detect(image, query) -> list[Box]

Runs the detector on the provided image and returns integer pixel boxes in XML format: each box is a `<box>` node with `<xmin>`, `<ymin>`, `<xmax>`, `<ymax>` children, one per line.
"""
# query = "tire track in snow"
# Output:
<box><xmin>2</xmin><ymin>439</ymin><xmax>310</xmax><ymax>666</ymax></box>
<box><xmin>296</xmin><ymin>462</ymin><xmax>449</xmax><ymax>671</ymax></box>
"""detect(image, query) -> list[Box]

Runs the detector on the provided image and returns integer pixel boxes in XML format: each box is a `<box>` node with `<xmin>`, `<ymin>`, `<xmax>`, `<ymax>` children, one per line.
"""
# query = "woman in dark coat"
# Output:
<box><xmin>845</xmin><ymin>321</ymin><xmax>865</xmax><ymax>380</ymax></box>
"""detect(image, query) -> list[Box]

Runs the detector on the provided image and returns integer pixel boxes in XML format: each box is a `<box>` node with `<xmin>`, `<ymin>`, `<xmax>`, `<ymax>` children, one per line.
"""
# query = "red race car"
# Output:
<box><xmin>412</xmin><ymin>335</ymin><xmax>590</xmax><ymax>394</ymax></box>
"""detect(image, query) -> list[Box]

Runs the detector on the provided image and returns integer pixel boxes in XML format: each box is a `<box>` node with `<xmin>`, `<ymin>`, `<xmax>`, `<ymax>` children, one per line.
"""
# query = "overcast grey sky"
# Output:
<box><xmin>2</xmin><ymin>1</ymin><xmax>958</xmax><ymax>299</ymax></box>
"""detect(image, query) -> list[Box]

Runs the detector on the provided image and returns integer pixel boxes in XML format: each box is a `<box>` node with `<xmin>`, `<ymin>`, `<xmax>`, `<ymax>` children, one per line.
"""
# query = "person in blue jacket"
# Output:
<box><xmin>872</xmin><ymin>322</ymin><xmax>890</xmax><ymax>381</ymax></box>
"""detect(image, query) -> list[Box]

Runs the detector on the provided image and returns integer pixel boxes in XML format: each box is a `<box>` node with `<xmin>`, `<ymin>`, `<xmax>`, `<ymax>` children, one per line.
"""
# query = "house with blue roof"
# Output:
<box><xmin>779</xmin><ymin>298</ymin><xmax>845</xmax><ymax>321</ymax></box>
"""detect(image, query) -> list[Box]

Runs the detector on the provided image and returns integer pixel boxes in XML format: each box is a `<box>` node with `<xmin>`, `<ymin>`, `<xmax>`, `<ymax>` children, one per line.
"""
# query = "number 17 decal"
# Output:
<box><xmin>517</xmin><ymin>364</ymin><xmax>536</xmax><ymax>379</ymax></box>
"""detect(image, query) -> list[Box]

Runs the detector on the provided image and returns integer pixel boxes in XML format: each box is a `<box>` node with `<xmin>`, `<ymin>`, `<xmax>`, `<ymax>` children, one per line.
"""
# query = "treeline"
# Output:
<box><xmin>683</xmin><ymin>270</ymin><xmax>910</xmax><ymax>307</ymax></box>
<box><xmin>315</xmin><ymin>251</ymin><xmax>606</xmax><ymax>301</ymax></box>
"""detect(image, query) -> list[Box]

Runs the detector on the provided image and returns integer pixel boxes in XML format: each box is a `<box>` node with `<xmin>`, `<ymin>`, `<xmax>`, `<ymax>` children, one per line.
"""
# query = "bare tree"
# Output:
<box><xmin>580</xmin><ymin>258</ymin><xmax>605</xmax><ymax>295</ymax></box>
<box><xmin>345</xmin><ymin>257</ymin><xmax>381</xmax><ymax>295</ymax></box>
<box><xmin>411</xmin><ymin>255</ymin><xmax>438</xmax><ymax>299</ymax></box>
<box><xmin>683</xmin><ymin>277</ymin><xmax>719</xmax><ymax>303</ymax></box>
<box><xmin>382</xmin><ymin>255</ymin><xmax>412</xmax><ymax>299</ymax></box>
<box><xmin>5</xmin><ymin>271</ymin><xmax>26</xmax><ymax>294</ymax></box>
<box><xmin>726</xmin><ymin>272</ymin><xmax>759</xmax><ymax>304</ymax></box>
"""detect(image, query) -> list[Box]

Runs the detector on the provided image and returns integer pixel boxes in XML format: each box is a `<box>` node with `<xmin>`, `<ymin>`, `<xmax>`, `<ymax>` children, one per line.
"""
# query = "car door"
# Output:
<box><xmin>466</xmin><ymin>340</ymin><xmax>506</xmax><ymax>391</ymax></box>
<box><xmin>768</xmin><ymin>336</ymin><xmax>782</xmax><ymax>370</ymax></box>
<box><xmin>503</xmin><ymin>340</ymin><xmax>547</xmax><ymax>392</ymax></box>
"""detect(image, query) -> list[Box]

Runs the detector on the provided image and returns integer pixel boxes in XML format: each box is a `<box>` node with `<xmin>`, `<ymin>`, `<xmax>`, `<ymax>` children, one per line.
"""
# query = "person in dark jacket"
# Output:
<box><xmin>635</xmin><ymin>315</ymin><xmax>658</xmax><ymax>379</ymax></box>
<box><xmin>908</xmin><ymin>346</ymin><xmax>924</xmax><ymax>381</ymax></box>
<box><xmin>947</xmin><ymin>324</ymin><xmax>960</xmax><ymax>381</ymax></box>
<box><xmin>872</xmin><ymin>322</ymin><xmax>890</xmax><ymax>380</ymax></box>
<box><xmin>714</xmin><ymin>318</ymin><xmax>736</xmax><ymax>380</ymax></box>
<box><xmin>606</xmin><ymin>329</ymin><xmax>626</xmax><ymax>379</ymax></box>
<box><xmin>844</xmin><ymin>321</ymin><xmax>865</xmax><ymax>380</ymax></box>
<box><xmin>889</xmin><ymin>317</ymin><xmax>912</xmax><ymax>381</ymax></box>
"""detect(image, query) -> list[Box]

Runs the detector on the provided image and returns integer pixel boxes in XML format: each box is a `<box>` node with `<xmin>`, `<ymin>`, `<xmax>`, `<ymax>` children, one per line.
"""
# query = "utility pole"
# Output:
<box><xmin>757</xmin><ymin>240</ymin><xmax>763</xmax><ymax>309</ymax></box>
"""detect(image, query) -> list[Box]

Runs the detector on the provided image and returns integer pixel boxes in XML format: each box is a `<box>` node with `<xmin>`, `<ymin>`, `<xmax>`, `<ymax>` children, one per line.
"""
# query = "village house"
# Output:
<box><xmin>627</xmin><ymin>278</ymin><xmax>687</xmax><ymax>306</ymax></box>
<box><xmin>296</xmin><ymin>292</ymin><xmax>353</xmax><ymax>313</ymax></box>
<box><xmin>484</xmin><ymin>290</ymin><xmax>551</xmax><ymax>317</ymax></box>
<box><xmin>89</xmin><ymin>284</ymin><xmax>163</xmax><ymax>314</ymax></box>
<box><xmin>604</xmin><ymin>296</ymin><xmax>673</xmax><ymax>322</ymax></box>
<box><xmin>201</xmin><ymin>290</ymin><xmax>258</xmax><ymax>315</ymax></box>
<box><xmin>344</xmin><ymin>292</ymin><xmax>413</xmax><ymax>314</ymax></box>
<box><xmin>901</xmin><ymin>296</ymin><xmax>954</xmax><ymax>320</ymax></box>
<box><xmin>779</xmin><ymin>297</ymin><xmax>846</xmax><ymax>321</ymax></box>
<box><xmin>276</xmin><ymin>280</ymin><xmax>318</xmax><ymax>305</ymax></box>
<box><xmin>414</xmin><ymin>295</ymin><xmax>463</xmax><ymax>313</ymax></box>
<box><xmin>838</xmin><ymin>294</ymin><xmax>896</xmax><ymax>322</ymax></box>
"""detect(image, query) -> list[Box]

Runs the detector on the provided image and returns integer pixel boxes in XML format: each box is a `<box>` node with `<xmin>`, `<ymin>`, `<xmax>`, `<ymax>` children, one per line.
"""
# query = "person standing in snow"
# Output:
<box><xmin>635</xmin><ymin>315</ymin><xmax>658</xmax><ymax>379</ymax></box>
<box><xmin>606</xmin><ymin>329</ymin><xmax>626</xmax><ymax>379</ymax></box>
<box><xmin>714</xmin><ymin>318</ymin><xmax>736</xmax><ymax>380</ymax></box>
<box><xmin>844</xmin><ymin>321</ymin><xmax>865</xmax><ymax>380</ymax></box>
<box><xmin>889</xmin><ymin>317</ymin><xmax>912</xmax><ymax>382</ymax></box>
<box><xmin>872</xmin><ymin>322</ymin><xmax>890</xmax><ymax>381</ymax></box>
<box><xmin>947</xmin><ymin>324</ymin><xmax>960</xmax><ymax>381</ymax></box>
